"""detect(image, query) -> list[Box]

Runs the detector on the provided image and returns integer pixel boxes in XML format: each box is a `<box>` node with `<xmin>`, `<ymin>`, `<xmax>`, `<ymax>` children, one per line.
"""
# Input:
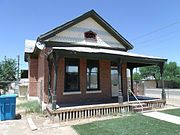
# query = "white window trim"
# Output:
<box><xmin>63</xmin><ymin>91</ymin><xmax>81</xmax><ymax>95</ymax></box>
<box><xmin>86</xmin><ymin>90</ymin><xmax>102</xmax><ymax>94</ymax></box>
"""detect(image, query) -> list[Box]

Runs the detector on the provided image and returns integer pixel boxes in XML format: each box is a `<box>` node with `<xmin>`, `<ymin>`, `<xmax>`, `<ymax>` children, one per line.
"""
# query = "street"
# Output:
<box><xmin>145</xmin><ymin>88</ymin><xmax>180</xmax><ymax>99</ymax></box>
<box><xmin>145</xmin><ymin>88</ymin><xmax>180</xmax><ymax>107</ymax></box>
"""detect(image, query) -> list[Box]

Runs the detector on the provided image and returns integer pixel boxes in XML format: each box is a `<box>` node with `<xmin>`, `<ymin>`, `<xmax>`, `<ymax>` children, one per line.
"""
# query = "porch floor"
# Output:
<box><xmin>57</xmin><ymin>96</ymin><xmax>159</xmax><ymax>108</ymax></box>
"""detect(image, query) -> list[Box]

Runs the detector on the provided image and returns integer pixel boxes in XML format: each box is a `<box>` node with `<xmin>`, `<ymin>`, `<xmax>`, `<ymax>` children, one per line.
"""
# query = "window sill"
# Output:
<box><xmin>86</xmin><ymin>90</ymin><xmax>102</xmax><ymax>94</ymax></box>
<box><xmin>63</xmin><ymin>91</ymin><xmax>81</xmax><ymax>95</ymax></box>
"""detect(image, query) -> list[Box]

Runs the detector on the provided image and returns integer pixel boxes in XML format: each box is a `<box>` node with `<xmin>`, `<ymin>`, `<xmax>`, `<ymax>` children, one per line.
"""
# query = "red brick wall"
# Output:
<box><xmin>28</xmin><ymin>50</ymin><xmax>49</xmax><ymax>103</ymax></box>
<box><xmin>56</xmin><ymin>57</ymin><xmax>64</xmax><ymax>102</ymax></box>
<box><xmin>99</xmin><ymin>60</ymin><xmax>111</xmax><ymax>98</ymax></box>
<box><xmin>28</xmin><ymin>58</ymin><xmax>38</xmax><ymax>96</ymax></box>
<box><xmin>37</xmin><ymin>51</ymin><xmax>49</xmax><ymax>103</ymax></box>
<box><xmin>54</xmin><ymin>57</ymin><xmax>111</xmax><ymax>105</ymax></box>
<box><xmin>122</xmin><ymin>63</ymin><xmax>128</xmax><ymax>100</ymax></box>
<box><xmin>37</xmin><ymin>52</ymin><xmax>44</xmax><ymax>99</ymax></box>
<box><xmin>29</xmin><ymin>55</ymin><xmax>128</xmax><ymax>104</ymax></box>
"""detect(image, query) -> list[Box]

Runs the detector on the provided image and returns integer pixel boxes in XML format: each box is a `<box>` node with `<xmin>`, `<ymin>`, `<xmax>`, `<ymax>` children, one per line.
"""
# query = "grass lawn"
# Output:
<box><xmin>73</xmin><ymin>114</ymin><xmax>180</xmax><ymax>135</ymax></box>
<box><xmin>161</xmin><ymin>108</ymin><xmax>180</xmax><ymax>116</ymax></box>
<box><xmin>16</xmin><ymin>98</ymin><xmax>42</xmax><ymax>113</ymax></box>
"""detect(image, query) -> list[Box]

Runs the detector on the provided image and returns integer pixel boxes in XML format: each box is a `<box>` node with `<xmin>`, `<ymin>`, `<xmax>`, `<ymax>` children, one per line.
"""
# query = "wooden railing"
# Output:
<box><xmin>145</xmin><ymin>100</ymin><xmax>166</xmax><ymax>108</ymax></box>
<box><xmin>46</xmin><ymin>99</ymin><xmax>166</xmax><ymax>122</ymax></box>
<box><xmin>47</xmin><ymin>103</ymin><xmax>130</xmax><ymax>122</ymax></box>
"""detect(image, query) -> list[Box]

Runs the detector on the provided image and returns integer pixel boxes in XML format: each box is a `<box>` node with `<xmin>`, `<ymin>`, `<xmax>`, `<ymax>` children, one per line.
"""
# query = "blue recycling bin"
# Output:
<box><xmin>0</xmin><ymin>94</ymin><xmax>16</xmax><ymax>121</ymax></box>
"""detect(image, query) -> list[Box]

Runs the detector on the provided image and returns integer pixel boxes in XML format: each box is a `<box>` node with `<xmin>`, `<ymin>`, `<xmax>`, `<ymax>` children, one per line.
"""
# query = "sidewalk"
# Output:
<box><xmin>143</xmin><ymin>111</ymin><xmax>180</xmax><ymax>125</ymax></box>
<box><xmin>166</xmin><ymin>98</ymin><xmax>180</xmax><ymax>107</ymax></box>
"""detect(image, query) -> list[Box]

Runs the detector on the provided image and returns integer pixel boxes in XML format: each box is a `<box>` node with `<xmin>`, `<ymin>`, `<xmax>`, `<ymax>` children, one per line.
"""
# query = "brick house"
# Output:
<box><xmin>25</xmin><ymin>10</ymin><xmax>167</xmax><ymax>110</ymax></box>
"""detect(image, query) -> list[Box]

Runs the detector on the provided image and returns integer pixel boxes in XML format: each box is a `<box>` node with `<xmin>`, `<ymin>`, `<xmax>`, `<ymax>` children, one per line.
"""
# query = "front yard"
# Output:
<box><xmin>73</xmin><ymin>113</ymin><xmax>180</xmax><ymax>135</ymax></box>
<box><xmin>161</xmin><ymin>108</ymin><xmax>180</xmax><ymax>116</ymax></box>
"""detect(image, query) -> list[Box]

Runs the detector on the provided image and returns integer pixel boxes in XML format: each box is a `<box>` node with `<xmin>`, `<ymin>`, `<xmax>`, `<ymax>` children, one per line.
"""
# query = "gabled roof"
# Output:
<box><xmin>38</xmin><ymin>10</ymin><xmax>134</xmax><ymax>50</ymax></box>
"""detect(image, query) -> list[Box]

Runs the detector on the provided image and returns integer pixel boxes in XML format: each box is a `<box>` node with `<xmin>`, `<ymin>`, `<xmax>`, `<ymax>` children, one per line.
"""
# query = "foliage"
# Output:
<box><xmin>73</xmin><ymin>114</ymin><xmax>180</xmax><ymax>135</ymax></box>
<box><xmin>164</xmin><ymin>62</ymin><xmax>180</xmax><ymax>82</ymax></box>
<box><xmin>133</xmin><ymin>72</ymin><xmax>142</xmax><ymax>80</ymax></box>
<box><xmin>139</xmin><ymin>65</ymin><xmax>160</xmax><ymax>80</ymax></box>
<box><xmin>138</xmin><ymin>62</ymin><xmax>180</xmax><ymax>88</ymax></box>
<box><xmin>16</xmin><ymin>100</ymin><xmax>42</xmax><ymax>113</ymax></box>
<box><xmin>0</xmin><ymin>57</ymin><xmax>17</xmax><ymax>81</ymax></box>
<box><xmin>139</xmin><ymin>65</ymin><xmax>160</xmax><ymax>87</ymax></box>
<box><xmin>0</xmin><ymin>57</ymin><xmax>17</xmax><ymax>90</ymax></box>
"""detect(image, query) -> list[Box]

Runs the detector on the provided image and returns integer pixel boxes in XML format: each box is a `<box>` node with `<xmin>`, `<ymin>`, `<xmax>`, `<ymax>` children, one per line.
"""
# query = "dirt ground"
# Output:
<box><xmin>0</xmin><ymin>113</ymin><xmax>79</xmax><ymax>135</ymax></box>
<box><xmin>0</xmin><ymin>98</ymin><xmax>78</xmax><ymax>135</ymax></box>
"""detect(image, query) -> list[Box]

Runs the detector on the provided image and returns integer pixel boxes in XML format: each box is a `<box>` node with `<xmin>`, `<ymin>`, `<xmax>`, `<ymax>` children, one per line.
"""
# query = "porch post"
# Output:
<box><xmin>117</xmin><ymin>59</ymin><xmax>123</xmax><ymax>103</ymax></box>
<box><xmin>160</xmin><ymin>63</ymin><xmax>166</xmax><ymax>100</ymax></box>
<box><xmin>52</xmin><ymin>52</ymin><xmax>59</xmax><ymax>110</ymax></box>
<box><xmin>130</xmin><ymin>68</ymin><xmax>134</xmax><ymax>93</ymax></box>
<box><xmin>47</xmin><ymin>57</ymin><xmax>52</xmax><ymax>104</ymax></box>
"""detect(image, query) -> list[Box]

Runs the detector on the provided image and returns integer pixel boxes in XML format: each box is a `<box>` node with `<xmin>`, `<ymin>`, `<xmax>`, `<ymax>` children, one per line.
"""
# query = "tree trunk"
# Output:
<box><xmin>153</xmin><ymin>74</ymin><xmax>158</xmax><ymax>88</ymax></box>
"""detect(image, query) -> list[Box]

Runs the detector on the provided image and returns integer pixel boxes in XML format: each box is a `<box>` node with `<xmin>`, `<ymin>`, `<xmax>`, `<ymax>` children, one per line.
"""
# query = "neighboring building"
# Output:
<box><xmin>24</xmin><ymin>10</ymin><xmax>167</xmax><ymax>110</ymax></box>
<box><xmin>18</xmin><ymin>70</ymin><xmax>29</xmax><ymax>97</ymax></box>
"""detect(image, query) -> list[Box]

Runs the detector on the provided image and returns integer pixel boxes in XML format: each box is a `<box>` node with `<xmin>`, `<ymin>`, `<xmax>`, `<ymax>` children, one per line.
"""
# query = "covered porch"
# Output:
<box><xmin>46</xmin><ymin>45</ymin><xmax>167</xmax><ymax>111</ymax></box>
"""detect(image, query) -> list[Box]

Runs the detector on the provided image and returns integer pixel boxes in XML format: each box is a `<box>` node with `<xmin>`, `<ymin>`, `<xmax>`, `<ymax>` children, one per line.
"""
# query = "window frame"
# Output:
<box><xmin>84</xmin><ymin>30</ymin><xmax>97</xmax><ymax>41</ymax></box>
<box><xmin>86</xmin><ymin>59</ymin><xmax>100</xmax><ymax>91</ymax></box>
<box><xmin>64</xmin><ymin>58</ymin><xmax>80</xmax><ymax>92</ymax></box>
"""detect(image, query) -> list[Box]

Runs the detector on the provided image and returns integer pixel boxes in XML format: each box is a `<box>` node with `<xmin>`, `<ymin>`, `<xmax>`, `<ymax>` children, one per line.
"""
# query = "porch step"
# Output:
<box><xmin>133</xmin><ymin>106</ymin><xmax>152</xmax><ymax>112</ymax></box>
<box><xmin>130</xmin><ymin>103</ymin><xmax>152</xmax><ymax>112</ymax></box>
<box><xmin>130</xmin><ymin>103</ymin><xmax>147</xmax><ymax>108</ymax></box>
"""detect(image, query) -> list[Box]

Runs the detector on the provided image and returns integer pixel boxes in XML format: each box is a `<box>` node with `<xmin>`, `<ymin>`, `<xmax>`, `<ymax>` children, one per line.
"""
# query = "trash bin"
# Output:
<box><xmin>0</xmin><ymin>94</ymin><xmax>16</xmax><ymax>121</ymax></box>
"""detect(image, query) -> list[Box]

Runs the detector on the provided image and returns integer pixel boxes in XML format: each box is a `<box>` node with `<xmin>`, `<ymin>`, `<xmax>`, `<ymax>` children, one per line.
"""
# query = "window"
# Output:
<box><xmin>87</xmin><ymin>60</ymin><xmax>99</xmax><ymax>90</ymax></box>
<box><xmin>84</xmin><ymin>30</ymin><xmax>97</xmax><ymax>41</ymax></box>
<box><xmin>64</xmin><ymin>58</ymin><xmax>80</xmax><ymax>92</ymax></box>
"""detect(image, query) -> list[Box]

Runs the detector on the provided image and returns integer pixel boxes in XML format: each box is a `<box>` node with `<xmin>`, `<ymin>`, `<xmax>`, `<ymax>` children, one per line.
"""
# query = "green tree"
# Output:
<box><xmin>0</xmin><ymin>57</ymin><xmax>17</xmax><ymax>90</ymax></box>
<box><xmin>164</xmin><ymin>62</ymin><xmax>179</xmax><ymax>81</ymax></box>
<box><xmin>139</xmin><ymin>62</ymin><xmax>180</xmax><ymax>88</ymax></box>
<box><xmin>133</xmin><ymin>72</ymin><xmax>142</xmax><ymax>81</ymax></box>
<box><xmin>164</xmin><ymin>62</ymin><xmax>180</xmax><ymax>87</ymax></box>
<box><xmin>139</xmin><ymin>66</ymin><xmax>160</xmax><ymax>88</ymax></box>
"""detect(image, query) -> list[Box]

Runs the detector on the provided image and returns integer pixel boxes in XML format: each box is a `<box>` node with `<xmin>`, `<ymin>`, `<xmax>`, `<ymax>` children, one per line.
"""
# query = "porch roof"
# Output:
<box><xmin>52</xmin><ymin>46</ymin><xmax>167</xmax><ymax>68</ymax></box>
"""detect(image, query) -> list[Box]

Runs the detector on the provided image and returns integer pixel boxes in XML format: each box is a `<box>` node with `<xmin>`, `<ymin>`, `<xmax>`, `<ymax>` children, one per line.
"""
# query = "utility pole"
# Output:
<box><xmin>14</xmin><ymin>55</ymin><xmax>20</xmax><ymax>94</ymax></box>
<box><xmin>17</xmin><ymin>55</ymin><xmax>20</xmax><ymax>80</ymax></box>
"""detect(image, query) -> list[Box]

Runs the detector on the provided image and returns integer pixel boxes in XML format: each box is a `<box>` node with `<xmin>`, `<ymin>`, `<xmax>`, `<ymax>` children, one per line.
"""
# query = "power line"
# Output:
<box><xmin>130</xmin><ymin>20</ymin><xmax>180</xmax><ymax>41</ymax></box>
<box><xmin>134</xmin><ymin>28</ymin><xmax>180</xmax><ymax>45</ymax></box>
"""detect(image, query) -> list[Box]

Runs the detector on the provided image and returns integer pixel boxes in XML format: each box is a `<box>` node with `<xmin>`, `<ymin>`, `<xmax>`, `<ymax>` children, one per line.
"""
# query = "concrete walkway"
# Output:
<box><xmin>143</xmin><ymin>111</ymin><xmax>180</xmax><ymax>125</ymax></box>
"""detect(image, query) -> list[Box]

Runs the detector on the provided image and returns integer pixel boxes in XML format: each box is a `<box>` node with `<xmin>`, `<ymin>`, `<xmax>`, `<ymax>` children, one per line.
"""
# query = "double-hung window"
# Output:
<box><xmin>87</xmin><ymin>60</ymin><xmax>99</xmax><ymax>90</ymax></box>
<box><xmin>64</xmin><ymin>58</ymin><xmax>80</xmax><ymax>92</ymax></box>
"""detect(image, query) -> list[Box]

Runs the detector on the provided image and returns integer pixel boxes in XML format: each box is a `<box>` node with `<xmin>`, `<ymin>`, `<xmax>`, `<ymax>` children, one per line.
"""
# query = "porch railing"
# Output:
<box><xmin>128</xmin><ymin>89</ymin><xmax>144</xmax><ymax>112</ymax></box>
<box><xmin>47</xmin><ymin>103</ymin><xmax>130</xmax><ymax>122</ymax></box>
<box><xmin>46</xmin><ymin>99</ymin><xmax>165</xmax><ymax>122</ymax></box>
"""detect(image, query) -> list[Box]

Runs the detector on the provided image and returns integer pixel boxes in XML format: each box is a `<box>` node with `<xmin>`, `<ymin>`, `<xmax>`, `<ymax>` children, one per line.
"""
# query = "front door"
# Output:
<box><xmin>111</xmin><ymin>66</ymin><xmax>119</xmax><ymax>97</ymax></box>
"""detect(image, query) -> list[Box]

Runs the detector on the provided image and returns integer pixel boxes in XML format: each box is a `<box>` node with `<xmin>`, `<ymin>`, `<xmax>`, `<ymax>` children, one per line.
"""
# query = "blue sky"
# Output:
<box><xmin>0</xmin><ymin>0</ymin><xmax>180</xmax><ymax>69</ymax></box>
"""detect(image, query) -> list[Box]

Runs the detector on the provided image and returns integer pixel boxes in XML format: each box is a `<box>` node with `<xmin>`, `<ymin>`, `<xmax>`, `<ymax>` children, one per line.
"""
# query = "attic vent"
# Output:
<box><xmin>84</xmin><ymin>30</ymin><xmax>97</xmax><ymax>41</ymax></box>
